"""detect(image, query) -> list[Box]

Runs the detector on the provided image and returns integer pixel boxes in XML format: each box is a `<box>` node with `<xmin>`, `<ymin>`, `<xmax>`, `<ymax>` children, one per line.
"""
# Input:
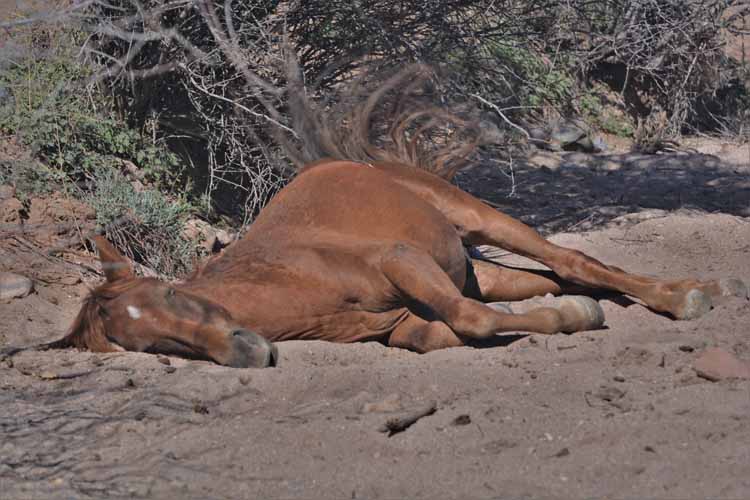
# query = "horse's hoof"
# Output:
<box><xmin>676</xmin><ymin>289</ymin><xmax>712</xmax><ymax>320</ymax></box>
<box><xmin>486</xmin><ymin>302</ymin><xmax>513</xmax><ymax>315</ymax></box>
<box><xmin>718</xmin><ymin>278</ymin><xmax>749</xmax><ymax>299</ymax></box>
<box><xmin>558</xmin><ymin>296</ymin><xmax>605</xmax><ymax>332</ymax></box>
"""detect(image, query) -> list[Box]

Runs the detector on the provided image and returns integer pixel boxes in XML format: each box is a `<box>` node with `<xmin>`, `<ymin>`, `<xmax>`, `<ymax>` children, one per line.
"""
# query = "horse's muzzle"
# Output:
<box><xmin>226</xmin><ymin>329</ymin><xmax>278</xmax><ymax>368</ymax></box>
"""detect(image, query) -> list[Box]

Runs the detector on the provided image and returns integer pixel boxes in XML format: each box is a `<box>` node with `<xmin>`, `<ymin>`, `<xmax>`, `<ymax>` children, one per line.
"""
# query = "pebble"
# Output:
<box><xmin>452</xmin><ymin>414</ymin><xmax>471</xmax><ymax>426</ymax></box>
<box><xmin>0</xmin><ymin>272</ymin><xmax>34</xmax><ymax>300</ymax></box>
<box><xmin>613</xmin><ymin>375</ymin><xmax>626</xmax><ymax>382</ymax></box>
<box><xmin>157</xmin><ymin>355</ymin><xmax>171</xmax><ymax>366</ymax></box>
<box><xmin>693</xmin><ymin>348</ymin><xmax>750</xmax><ymax>381</ymax></box>
<box><xmin>193</xmin><ymin>402</ymin><xmax>209</xmax><ymax>414</ymax></box>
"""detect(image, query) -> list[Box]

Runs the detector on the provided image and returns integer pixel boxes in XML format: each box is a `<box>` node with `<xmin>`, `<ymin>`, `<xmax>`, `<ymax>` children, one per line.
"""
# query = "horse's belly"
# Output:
<box><xmin>265</xmin><ymin>308</ymin><xmax>410</xmax><ymax>343</ymax></box>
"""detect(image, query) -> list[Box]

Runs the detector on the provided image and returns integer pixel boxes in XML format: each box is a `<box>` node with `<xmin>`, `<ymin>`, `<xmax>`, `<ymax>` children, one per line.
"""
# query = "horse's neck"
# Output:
<box><xmin>179</xmin><ymin>262</ymin><xmax>290</xmax><ymax>331</ymax></box>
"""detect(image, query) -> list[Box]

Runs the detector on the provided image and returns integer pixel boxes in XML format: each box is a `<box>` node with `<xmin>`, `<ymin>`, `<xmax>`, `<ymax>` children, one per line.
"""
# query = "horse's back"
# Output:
<box><xmin>245</xmin><ymin>160</ymin><xmax>466</xmax><ymax>274</ymax></box>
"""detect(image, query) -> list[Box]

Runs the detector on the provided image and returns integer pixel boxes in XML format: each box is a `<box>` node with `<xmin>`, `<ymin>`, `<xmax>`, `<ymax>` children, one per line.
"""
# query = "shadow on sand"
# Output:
<box><xmin>457</xmin><ymin>150</ymin><xmax>750</xmax><ymax>235</ymax></box>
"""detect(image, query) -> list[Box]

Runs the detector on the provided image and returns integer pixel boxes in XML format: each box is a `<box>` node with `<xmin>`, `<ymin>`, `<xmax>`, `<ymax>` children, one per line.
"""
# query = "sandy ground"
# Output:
<box><xmin>1</xmin><ymin>139</ymin><xmax>749</xmax><ymax>499</ymax></box>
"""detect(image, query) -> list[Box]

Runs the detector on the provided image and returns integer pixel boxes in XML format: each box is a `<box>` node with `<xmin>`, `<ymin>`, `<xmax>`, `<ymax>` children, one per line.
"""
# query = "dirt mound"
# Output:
<box><xmin>2</xmin><ymin>143</ymin><xmax>749</xmax><ymax>498</ymax></box>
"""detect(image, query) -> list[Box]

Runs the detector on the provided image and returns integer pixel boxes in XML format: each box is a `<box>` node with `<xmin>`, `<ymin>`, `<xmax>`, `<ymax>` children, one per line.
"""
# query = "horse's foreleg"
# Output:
<box><xmin>379</xmin><ymin>243</ymin><xmax>604</xmax><ymax>339</ymax></box>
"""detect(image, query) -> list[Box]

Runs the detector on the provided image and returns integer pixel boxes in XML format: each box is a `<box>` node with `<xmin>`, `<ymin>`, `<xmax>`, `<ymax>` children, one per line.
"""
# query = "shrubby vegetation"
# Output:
<box><xmin>0</xmin><ymin>0</ymin><xmax>747</xmax><ymax>273</ymax></box>
<box><xmin>0</xmin><ymin>27</ymin><xmax>194</xmax><ymax>276</ymax></box>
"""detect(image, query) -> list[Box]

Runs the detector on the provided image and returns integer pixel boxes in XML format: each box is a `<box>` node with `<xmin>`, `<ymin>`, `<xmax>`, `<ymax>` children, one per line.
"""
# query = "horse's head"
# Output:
<box><xmin>61</xmin><ymin>237</ymin><xmax>277</xmax><ymax>368</ymax></box>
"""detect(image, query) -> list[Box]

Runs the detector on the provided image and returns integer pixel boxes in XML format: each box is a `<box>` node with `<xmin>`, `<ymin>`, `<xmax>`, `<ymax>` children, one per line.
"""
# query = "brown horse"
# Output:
<box><xmin>46</xmin><ymin>65</ymin><xmax>747</xmax><ymax>368</ymax></box>
<box><xmin>51</xmin><ymin>156</ymin><xmax>746</xmax><ymax>368</ymax></box>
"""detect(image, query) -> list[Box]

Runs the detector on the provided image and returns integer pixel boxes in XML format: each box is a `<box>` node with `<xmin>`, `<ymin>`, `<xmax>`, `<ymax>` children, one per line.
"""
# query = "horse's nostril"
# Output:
<box><xmin>232</xmin><ymin>329</ymin><xmax>256</xmax><ymax>340</ymax></box>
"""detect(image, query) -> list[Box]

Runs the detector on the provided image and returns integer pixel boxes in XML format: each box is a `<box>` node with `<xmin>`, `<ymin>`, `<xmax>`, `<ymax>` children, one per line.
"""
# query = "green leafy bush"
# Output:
<box><xmin>579</xmin><ymin>90</ymin><xmax>635</xmax><ymax>138</ymax></box>
<box><xmin>0</xmin><ymin>26</ymin><xmax>196</xmax><ymax>276</ymax></box>
<box><xmin>0</xmin><ymin>29</ymin><xmax>181</xmax><ymax>191</ymax></box>
<box><xmin>87</xmin><ymin>166</ymin><xmax>193</xmax><ymax>277</ymax></box>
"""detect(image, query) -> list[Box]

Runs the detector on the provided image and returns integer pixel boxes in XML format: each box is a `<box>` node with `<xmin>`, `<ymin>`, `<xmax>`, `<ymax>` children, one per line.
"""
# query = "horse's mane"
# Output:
<box><xmin>52</xmin><ymin>278</ymin><xmax>150</xmax><ymax>352</ymax></box>
<box><xmin>279</xmin><ymin>48</ymin><xmax>482</xmax><ymax>180</ymax></box>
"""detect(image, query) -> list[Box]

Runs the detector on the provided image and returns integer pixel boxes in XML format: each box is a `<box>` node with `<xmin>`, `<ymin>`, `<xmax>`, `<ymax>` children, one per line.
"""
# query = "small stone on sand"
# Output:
<box><xmin>693</xmin><ymin>348</ymin><xmax>750</xmax><ymax>381</ymax></box>
<box><xmin>0</xmin><ymin>272</ymin><xmax>33</xmax><ymax>300</ymax></box>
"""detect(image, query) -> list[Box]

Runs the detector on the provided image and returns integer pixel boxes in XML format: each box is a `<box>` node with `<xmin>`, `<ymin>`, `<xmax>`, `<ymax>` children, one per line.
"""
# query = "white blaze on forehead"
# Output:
<box><xmin>126</xmin><ymin>305</ymin><xmax>142</xmax><ymax>320</ymax></box>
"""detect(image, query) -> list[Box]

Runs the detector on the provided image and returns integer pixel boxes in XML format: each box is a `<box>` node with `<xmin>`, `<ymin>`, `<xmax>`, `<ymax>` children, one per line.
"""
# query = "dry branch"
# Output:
<box><xmin>378</xmin><ymin>400</ymin><xmax>438</xmax><ymax>436</ymax></box>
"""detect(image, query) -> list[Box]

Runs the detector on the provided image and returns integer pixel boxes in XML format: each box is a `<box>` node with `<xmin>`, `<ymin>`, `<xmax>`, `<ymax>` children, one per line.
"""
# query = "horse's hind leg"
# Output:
<box><xmin>462</xmin><ymin>209</ymin><xmax>745</xmax><ymax>319</ymax></box>
<box><xmin>465</xmin><ymin>258</ymin><xmax>590</xmax><ymax>302</ymax></box>
<box><xmin>380</xmin><ymin>243</ymin><xmax>604</xmax><ymax>339</ymax></box>
<box><xmin>378</xmin><ymin>163</ymin><xmax>745</xmax><ymax>319</ymax></box>
<box><xmin>487</xmin><ymin>249</ymin><xmax>747</xmax><ymax>303</ymax></box>
<box><xmin>465</xmin><ymin>210</ymin><xmax>713</xmax><ymax>319</ymax></box>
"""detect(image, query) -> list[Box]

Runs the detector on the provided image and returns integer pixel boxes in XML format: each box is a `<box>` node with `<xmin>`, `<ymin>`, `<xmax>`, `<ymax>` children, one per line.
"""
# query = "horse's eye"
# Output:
<box><xmin>166</xmin><ymin>288</ymin><xmax>176</xmax><ymax>298</ymax></box>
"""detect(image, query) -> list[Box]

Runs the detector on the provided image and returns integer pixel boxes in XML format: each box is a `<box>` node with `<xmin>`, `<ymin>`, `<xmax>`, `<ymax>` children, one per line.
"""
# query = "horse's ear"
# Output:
<box><xmin>92</xmin><ymin>236</ymin><xmax>134</xmax><ymax>282</ymax></box>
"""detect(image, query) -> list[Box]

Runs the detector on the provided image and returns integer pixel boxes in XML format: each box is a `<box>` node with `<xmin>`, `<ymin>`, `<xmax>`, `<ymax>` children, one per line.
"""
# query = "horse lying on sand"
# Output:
<box><xmin>47</xmin><ymin>65</ymin><xmax>747</xmax><ymax>368</ymax></box>
<box><xmin>52</xmin><ymin>157</ymin><xmax>746</xmax><ymax>368</ymax></box>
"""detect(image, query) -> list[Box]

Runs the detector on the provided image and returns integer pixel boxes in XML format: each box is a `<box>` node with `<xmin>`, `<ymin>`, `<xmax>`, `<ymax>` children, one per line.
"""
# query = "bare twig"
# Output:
<box><xmin>378</xmin><ymin>401</ymin><xmax>437</xmax><ymax>436</ymax></box>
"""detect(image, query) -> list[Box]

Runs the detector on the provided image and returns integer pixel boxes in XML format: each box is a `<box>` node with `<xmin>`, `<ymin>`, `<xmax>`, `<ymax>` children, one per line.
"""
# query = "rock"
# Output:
<box><xmin>452</xmin><ymin>414</ymin><xmax>472</xmax><ymax>426</ymax></box>
<box><xmin>529</xmin><ymin>126</ymin><xmax>558</xmax><ymax>151</ymax></box>
<box><xmin>528</xmin><ymin>119</ymin><xmax>603</xmax><ymax>153</ymax></box>
<box><xmin>0</xmin><ymin>272</ymin><xmax>34</xmax><ymax>300</ymax></box>
<box><xmin>214</xmin><ymin>229</ymin><xmax>234</xmax><ymax>248</ymax></box>
<box><xmin>528</xmin><ymin>151</ymin><xmax>562</xmax><ymax>171</ymax></box>
<box><xmin>193</xmin><ymin>402</ymin><xmax>209</xmax><ymax>415</ymax></box>
<box><xmin>693</xmin><ymin>348</ymin><xmax>750</xmax><ymax>381</ymax></box>
<box><xmin>121</xmin><ymin>159</ymin><xmax>146</xmax><ymax>180</ymax></box>
<box><xmin>551</xmin><ymin>120</ymin><xmax>587</xmax><ymax>146</ymax></box>
<box><xmin>183</xmin><ymin>218</ymin><xmax>218</xmax><ymax>253</ymax></box>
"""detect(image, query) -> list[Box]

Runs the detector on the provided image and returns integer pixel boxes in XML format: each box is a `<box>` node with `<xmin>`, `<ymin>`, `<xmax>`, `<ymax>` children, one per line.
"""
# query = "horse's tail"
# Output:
<box><xmin>277</xmin><ymin>44</ymin><xmax>483</xmax><ymax>181</ymax></box>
